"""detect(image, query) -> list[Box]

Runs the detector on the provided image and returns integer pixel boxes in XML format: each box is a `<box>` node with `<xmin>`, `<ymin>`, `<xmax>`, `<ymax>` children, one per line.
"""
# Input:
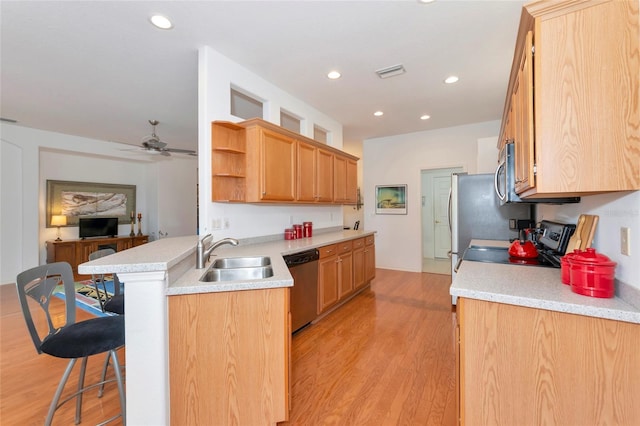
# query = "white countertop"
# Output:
<box><xmin>79</xmin><ymin>230</ymin><xmax>375</xmax><ymax>296</ymax></box>
<box><xmin>451</xmin><ymin>240</ymin><xmax>640</xmax><ymax>324</ymax></box>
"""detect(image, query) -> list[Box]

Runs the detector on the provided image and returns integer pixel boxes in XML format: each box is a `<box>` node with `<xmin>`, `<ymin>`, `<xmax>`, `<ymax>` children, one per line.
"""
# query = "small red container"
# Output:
<box><xmin>569</xmin><ymin>248</ymin><xmax>616</xmax><ymax>298</ymax></box>
<box><xmin>560</xmin><ymin>249</ymin><xmax>583</xmax><ymax>285</ymax></box>
<box><xmin>284</xmin><ymin>228</ymin><xmax>295</xmax><ymax>240</ymax></box>
<box><xmin>303</xmin><ymin>221</ymin><xmax>313</xmax><ymax>238</ymax></box>
<box><xmin>293</xmin><ymin>224</ymin><xmax>303</xmax><ymax>239</ymax></box>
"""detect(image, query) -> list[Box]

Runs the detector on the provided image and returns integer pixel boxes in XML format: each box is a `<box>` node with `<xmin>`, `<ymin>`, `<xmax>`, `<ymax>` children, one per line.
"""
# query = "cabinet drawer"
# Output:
<box><xmin>352</xmin><ymin>237</ymin><xmax>365</xmax><ymax>249</ymax></box>
<box><xmin>365</xmin><ymin>235</ymin><xmax>375</xmax><ymax>246</ymax></box>
<box><xmin>337</xmin><ymin>240</ymin><xmax>353</xmax><ymax>254</ymax></box>
<box><xmin>318</xmin><ymin>244</ymin><xmax>337</xmax><ymax>259</ymax></box>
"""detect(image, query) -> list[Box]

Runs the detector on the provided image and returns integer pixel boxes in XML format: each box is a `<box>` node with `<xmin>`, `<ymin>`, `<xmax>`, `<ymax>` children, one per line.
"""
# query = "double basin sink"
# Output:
<box><xmin>200</xmin><ymin>256</ymin><xmax>274</xmax><ymax>282</ymax></box>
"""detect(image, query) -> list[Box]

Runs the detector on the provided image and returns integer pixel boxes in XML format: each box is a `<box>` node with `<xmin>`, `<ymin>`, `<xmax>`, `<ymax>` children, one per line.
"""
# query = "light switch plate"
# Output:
<box><xmin>621</xmin><ymin>227</ymin><xmax>630</xmax><ymax>256</ymax></box>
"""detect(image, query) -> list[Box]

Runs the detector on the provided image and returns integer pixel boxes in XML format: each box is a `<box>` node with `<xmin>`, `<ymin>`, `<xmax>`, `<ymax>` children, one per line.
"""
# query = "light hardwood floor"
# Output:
<box><xmin>1</xmin><ymin>269</ymin><xmax>456</xmax><ymax>425</ymax></box>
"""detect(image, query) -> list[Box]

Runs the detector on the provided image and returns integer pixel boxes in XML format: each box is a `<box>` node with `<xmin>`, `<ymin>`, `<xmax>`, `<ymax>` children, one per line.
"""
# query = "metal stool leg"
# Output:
<box><xmin>75</xmin><ymin>357</ymin><xmax>88</xmax><ymax>424</ymax></box>
<box><xmin>98</xmin><ymin>353</ymin><xmax>110</xmax><ymax>397</ymax></box>
<box><xmin>45</xmin><ymin>358</ymin><xmax>77</xmax><ymax>426</ymax></box>
<box><xmin>111</xmin><ymin>349</ymin><xmax>126</xmax><ymax>425</ymax></box>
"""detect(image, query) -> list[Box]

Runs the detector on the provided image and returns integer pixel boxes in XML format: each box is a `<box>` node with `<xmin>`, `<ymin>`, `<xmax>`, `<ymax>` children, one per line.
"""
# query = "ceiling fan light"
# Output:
<box><xmin>150</xmin><ymin>15</ymin><xmax>173</xmax><ymax>30</ymax></box>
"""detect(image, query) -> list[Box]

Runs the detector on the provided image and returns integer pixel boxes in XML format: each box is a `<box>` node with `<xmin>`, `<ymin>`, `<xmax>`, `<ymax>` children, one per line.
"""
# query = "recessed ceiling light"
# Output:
<box><xmin>444</xmin><ymin>75</ymin><xmax>459</xmax><ymax>84</ymax></box>
<box><xmin>374</xmin><ymin>111</ymin><xmax>384</xmax><ymax>117</ymax></box>
<box><xmin>418</xmin><ymin>0</ymin><xmax>436</xmax><ymax>3</ymax></box>
<box><xmin>420</xmin><ymin>115</ymin><xmax>431</xmax><ymax>120</ymax></box>
<box><xmin>150</xmin><ymin>14</ymin><xmax>173</xmax><ymax>30</ymax></box>
<box><xmin>327</xmin><ymin>71</ymin><xmax>341</xmax><ymax>80</ymax></box>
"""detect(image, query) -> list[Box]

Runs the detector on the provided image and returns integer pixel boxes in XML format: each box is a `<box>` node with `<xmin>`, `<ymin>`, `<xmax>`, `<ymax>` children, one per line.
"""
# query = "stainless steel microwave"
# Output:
<box><xmin>494</xmin><ymin>142</ymin><xmax>580</xmax><ymax>205</ymax></box>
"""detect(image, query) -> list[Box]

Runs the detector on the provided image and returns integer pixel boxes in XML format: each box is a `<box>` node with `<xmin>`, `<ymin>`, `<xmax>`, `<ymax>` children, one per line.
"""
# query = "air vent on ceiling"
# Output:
<box><xmin>375</xmin><ymin>64</ymin><xmax>406</xmax><ymax>79</ymax></box>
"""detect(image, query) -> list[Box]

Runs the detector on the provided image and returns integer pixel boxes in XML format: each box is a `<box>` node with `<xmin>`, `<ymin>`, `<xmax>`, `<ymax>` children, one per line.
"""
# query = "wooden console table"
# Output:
<box><xmin>46</xmin><ymin>235</ymin><xmax>148</xmax><ymax>280</ymax></box>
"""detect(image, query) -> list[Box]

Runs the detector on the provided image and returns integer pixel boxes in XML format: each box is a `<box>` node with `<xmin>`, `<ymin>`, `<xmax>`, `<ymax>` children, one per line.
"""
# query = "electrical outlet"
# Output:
<box><xmin>621</xmin><ymin>227</ymin><xmax>630</xmax><ymax>256</ymax></box>
<box><xmin>223</xmin><ymin>218</ymin><xmax>230</xmax><ymax>229</ymax></box>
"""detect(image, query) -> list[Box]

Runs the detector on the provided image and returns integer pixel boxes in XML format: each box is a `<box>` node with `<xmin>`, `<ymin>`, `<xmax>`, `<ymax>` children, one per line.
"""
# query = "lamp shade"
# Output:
<box><xmin>51</xmin><ymin>215</ymin><xmax>67</xmax><ymax>227</ymax></box>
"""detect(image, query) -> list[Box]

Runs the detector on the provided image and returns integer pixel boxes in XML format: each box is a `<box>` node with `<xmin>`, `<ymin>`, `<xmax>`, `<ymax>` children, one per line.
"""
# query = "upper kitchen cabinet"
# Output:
<box><xmin>333</xmin><ymin>156</ymin><xmax>358</xmax><ymax>204</ymax></box>
<box><xmin>245</xmin><ymin>123</ymin><xmax>297</xmax><ymax>202</ymax></box>
<box><xmin>499</xmin><ymin>0</ymin><xmax>640</xmax><ymax>198</ymax></box>
<box><xmin>297</xmin><ymin>140</ymin><xmax>334</xmax><ymax>203</ymax></box>
<box><xmin>211</xmin><ymin>118</ymin><xmax>359</xmax><ymax>205</ymax></box>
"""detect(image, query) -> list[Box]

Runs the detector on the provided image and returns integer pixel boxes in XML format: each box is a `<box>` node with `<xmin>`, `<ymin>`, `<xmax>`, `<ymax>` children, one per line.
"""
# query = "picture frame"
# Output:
<box><xmin>375</xmin><ymin>185</ymin><xmax>407</xmax><ymax>215</ymax></box>
<box><xmin>46</xmin><ymin>180</ymin><xmax>136</xmax><ymax>227</ymax></box>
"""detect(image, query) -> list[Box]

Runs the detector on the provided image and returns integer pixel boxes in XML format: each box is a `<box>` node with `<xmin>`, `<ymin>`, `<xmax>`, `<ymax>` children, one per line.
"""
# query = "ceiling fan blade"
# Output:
<box><xmin>166</xmin><ymin>147</ymin><xmax>197</xmax><ymax>155</ymax></box>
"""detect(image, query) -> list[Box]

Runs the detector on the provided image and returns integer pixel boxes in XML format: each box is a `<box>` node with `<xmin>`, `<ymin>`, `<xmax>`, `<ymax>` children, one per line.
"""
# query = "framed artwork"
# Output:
<box><xmin>375</xmin><ymin>185</ymin><xmax>407</xmax><ymax>215</ymax></box>
<box><xmin>46</xmin><ymin>180</ymin><xmax>136</xmax><ymax>227</ymax></box>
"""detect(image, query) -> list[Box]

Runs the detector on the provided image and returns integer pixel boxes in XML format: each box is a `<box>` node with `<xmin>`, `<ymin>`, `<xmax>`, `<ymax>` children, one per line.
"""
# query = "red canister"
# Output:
<box><xmin>561</xmin><ymin>249</ymin><xmax>582</xmax><ymax>285</ymax></box>
<box><xmin>293</xmin><ymin>224</ymin><xmax>303</xmax><ymax>239</ymax></box>
<box><xmin>569</xmin><ymin>248</ymin><xmax>616</xmax><ymax>298</ymax></box>
<box><xmin>303</xmin><ymin>221</ymin><xmax>313</xmax><ymax>237</ymax></box>
<box><xmin>284</xmin><ymin>228</ymin><xmax>295</xmax><ymax>240</ymax></box>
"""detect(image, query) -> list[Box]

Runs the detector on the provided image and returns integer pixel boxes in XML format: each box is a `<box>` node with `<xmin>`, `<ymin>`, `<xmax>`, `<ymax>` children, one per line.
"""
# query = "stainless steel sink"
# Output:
<box><xmin>200</xmin><ymin>265</ymin><xmax>274</xmax><ymax>282</ymax></box>
<box><xmin>211</xmin><ymin>256</ymin><xmax>271</xmax><ymax>269</ymax></box>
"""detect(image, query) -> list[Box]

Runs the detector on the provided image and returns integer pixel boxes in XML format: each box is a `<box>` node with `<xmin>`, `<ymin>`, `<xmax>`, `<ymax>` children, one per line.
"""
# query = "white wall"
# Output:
<box><xmin>363</xmin><ymin>120</ymin><xmax>501</xmax><ymax>272</ymax></box>
<box><xmin>538</xmin><ymin>191</ymin><xmax>640</xmax><ymax>289</ymax></box>
<box><xmin>198</xmin><ymin>47</ymin><xmax>347</xmax><ymax>240</ymax></box>
<box><xmin>0</xmin><ymin>123</ymin><xmax>197</xmax><ymax>284</ymax></box>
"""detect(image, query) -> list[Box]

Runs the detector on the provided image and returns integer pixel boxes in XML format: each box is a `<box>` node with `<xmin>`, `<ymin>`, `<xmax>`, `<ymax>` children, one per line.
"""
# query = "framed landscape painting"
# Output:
<box><xmin>46</xmin><ymin>180</ymin><xmax>136</xmax><ymax>227</ymax></box>
<box><xmin>375</xmin><ymin>185</ymin><xmax>407</xmax><ymax>215</ymax></box>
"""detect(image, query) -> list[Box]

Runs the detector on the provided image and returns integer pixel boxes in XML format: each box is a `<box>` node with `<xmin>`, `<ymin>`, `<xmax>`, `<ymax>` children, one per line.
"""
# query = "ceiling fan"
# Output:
<box><xmin>139</xmin><ymin>120</ymin><xmax>196</xmax><ymax>156</ymax></box>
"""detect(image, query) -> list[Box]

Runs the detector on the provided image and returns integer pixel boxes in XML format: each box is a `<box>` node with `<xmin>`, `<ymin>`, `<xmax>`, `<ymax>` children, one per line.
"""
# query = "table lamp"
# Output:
<box><xmin>51</xmin><ymin>215</ymin><xmax>67</xmax><ymax>241</ymax></box>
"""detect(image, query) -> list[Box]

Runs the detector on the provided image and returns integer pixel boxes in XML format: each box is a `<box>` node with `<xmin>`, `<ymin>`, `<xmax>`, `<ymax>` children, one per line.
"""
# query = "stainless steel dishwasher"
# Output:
<box><xmin>284</xmin><ymin>249</ymin><xmax>319</xmax><ymax>333</ymax></box>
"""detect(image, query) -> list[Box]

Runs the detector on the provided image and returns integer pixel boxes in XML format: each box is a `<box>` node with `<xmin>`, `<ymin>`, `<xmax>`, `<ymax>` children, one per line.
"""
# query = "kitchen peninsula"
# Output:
<box><xmin>451</xmin><ymin>245</ymin><xmax>640</xmax><ymax>424</ymax></box>
<box><xmin>79</xmin><ymin>228</ymin><xmax>375</xmax><ymax>425</ymax></box>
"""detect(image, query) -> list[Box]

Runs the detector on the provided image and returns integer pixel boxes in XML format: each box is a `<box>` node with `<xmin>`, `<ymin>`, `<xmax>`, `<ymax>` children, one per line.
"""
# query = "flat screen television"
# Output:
<box><xmin>79</xmin><ymin>217</ymin><xmax>118</xmax><ymax>239</ymax></box>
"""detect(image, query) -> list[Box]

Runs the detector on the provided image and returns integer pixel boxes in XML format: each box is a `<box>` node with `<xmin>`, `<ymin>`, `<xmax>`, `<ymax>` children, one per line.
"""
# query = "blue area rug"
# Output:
<box><xmin>54</xmin><ymin>278</ymin><xmax>122</xmax><ymax>318</ymax></box>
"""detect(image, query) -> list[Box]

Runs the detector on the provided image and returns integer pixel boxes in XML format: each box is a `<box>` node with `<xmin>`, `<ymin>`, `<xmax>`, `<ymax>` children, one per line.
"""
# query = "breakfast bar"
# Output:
<box><xmin>78</xmin><ymin>229</ymin><xmax>375</xmax><ymax>425</ymax></box>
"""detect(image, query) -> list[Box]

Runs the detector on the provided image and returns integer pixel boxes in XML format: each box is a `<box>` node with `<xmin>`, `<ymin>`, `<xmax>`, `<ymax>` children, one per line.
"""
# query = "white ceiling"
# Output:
<box><xmin>0</xmin><ymin>0</ymin><xmax>525</xmax><ymax>154</ymax></box>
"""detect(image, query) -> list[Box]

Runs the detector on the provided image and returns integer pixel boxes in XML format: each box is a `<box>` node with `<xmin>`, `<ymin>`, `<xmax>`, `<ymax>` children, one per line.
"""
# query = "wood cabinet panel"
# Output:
<box><xmin>500</xmin><ymin>0</ymin><xmax>640</xmax><ymax>197</ymax></box>
<box><xmin>333</xmin><ymin>156</ymin><xmax>357</xmax><ymax>203</ymax></box>
<box><xmin>169</xmin><ymin>287</ymin><xmax>290</xmax><ymax>425</ymax></box>
<box><xmin>458</xmin><ymin>298</ymin><xmax>640</xmax><ymax>425</ymax></box>
<box><xmin>296</xmin><ymin>141</ymin><xmax>334</xmax><ymax>202</ymax></box>
<box><xmin>352</xmin><ymin>238</ymin><xmax>366</xmax><ymax>290</ymax></box>
<box><xmin>212</xmin><ymin>118</ymin><xmax>358</xmax><ymax>204</ymax></box>
<box><xmin>246</xmin><ymin>126</ymin><xmax>296</xmax><ymax>202</ymax></box>
<box><xmin>318</xmin><ymin>254</ymin><xmax>339</xmax><ymax>314</ymax></box>
<box><xmin>364</xmin><ymin>237</ymin><xmax>376</xmax><ymax>283</ymax></box>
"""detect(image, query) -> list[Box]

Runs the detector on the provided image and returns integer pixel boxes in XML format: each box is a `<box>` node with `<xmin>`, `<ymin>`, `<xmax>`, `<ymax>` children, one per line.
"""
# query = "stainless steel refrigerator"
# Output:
<box><xmin>449</xmin><ymin>173</ymin><xmax>532</xmax><ymax>287</ymax></box>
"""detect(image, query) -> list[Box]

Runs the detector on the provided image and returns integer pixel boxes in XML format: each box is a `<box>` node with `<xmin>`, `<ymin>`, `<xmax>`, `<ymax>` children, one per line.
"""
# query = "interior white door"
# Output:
<box><xmin>433</xmin><ymin>176</ymin><xmax>451</xmax><ymax>258</ymax></box>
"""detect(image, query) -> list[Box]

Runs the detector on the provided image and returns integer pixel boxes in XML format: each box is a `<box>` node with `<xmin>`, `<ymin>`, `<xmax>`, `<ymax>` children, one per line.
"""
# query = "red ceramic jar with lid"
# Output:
<box><xmin>569</xmin><ymin>248</ymin><xmax>616</xmax><ymax>298</ymax></box>
<box><xmin>561</xmin><ymin>249</ymin><xmax>583</xmax><ymax>285</ymax></box>
<box><xmin>303</xmin><ymin>222</ymin><xmax>313</xmax><ymax>237</ymax></box>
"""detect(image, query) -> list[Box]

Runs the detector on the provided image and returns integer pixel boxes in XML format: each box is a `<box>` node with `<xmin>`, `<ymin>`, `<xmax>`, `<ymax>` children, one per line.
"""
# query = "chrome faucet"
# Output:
<box><xmin>196</xmin><ymin>234</ymin><xmax>239</xmax><ymax>269</ymax></box>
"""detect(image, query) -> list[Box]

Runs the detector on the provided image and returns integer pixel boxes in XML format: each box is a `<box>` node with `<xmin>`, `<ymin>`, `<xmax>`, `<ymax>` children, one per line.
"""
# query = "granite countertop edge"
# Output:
<box><xmin>79</xmin><ymin>230</ymin><xmax>376</xmax><ymax>296</ymax></box>
<box><xmin>451</xmin><ymin>255</ymin><xmax>640</xmax><ymax>325</ymax></box>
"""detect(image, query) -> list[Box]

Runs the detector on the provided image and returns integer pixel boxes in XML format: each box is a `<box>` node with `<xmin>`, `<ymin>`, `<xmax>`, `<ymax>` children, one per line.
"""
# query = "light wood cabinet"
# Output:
<box><xmin>211</xmin><ymin>118</ymin><xmax>359</xmax><ymax>204</ymax></box>
<box><xmin>337</xmin><ymin>241</ymin><xmax>354</xmax><ymax>300</ymax></box>
<box><xmin>46</xmin><ymin>235</ymin><xmax>148</xmax><ymax>280</ymax></box>
<box><xmin>457</xmin><ymin>297</ymin><xmax>640</xmax><ymax>424</ymax></box>
<box><xmin>297</xmin><ymin>140</ymin><xmax>334</xmax><ymax>202</ymax></box>
<box><xmin>318</xmin><ymin>236</ymin><xmax>375</xmax><ymax>315</ymax></box>
<box><xmin>499</xmin><ymin>0</ymin><xmax>640</xmax><ymax>198</ymax></box>
<box><xmin>318</xmin><ymin>244</ymin><xmax>339</xmax><ymax>313</ymax></box>
<box><xmin>364</xmin><ymin>235</ymin><xmax>376</xmax><ymax>283</ymax></box>
<box><xmin>352</xmin><ymin>238</ymin><xmax>366</xmax><ymax>290</ymax></box>
<box><xmin>246</xmin><ymin>124</ymin><xmax>296</xmax><ymax>202</ymax></box>
<box><xmin>333</xmin><ymin>156</ymin><xmax>358</xmax><ymax>203</ymax></box>
<box><xmin>169</xmin><ymin>287</ymin><xmax>290</xmax><ymax>425</ymax></box>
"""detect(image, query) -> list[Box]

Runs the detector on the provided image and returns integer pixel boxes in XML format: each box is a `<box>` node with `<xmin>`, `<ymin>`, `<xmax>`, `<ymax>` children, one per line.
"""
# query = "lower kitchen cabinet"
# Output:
<box><xmin>364</xmin><ymin>235</ymin><xmax>376</xmax><ymax>283</ymax></box>
<box><xmin>352</xmin><ymin>238</ymin><xmax>366</xmax><ymax>290</ymax></box>
<box><xmin>337</xmin><ymin>240</ymin><xmax>354</xmax><ymax>299</ymax></box>
<box><xmin>318</xmin><ymin>237</ymin><xmax>375</xmax><ymax>316</ymax></box>
<box><xmin>168</xmin><ymin>287</ymin><xmax>290</xmax><ymax>425</ymax></box>
<box><xmin>318</xmin><ymin>244</ymin><xmax>339</xmax><ymax>314</ymax></box>
<box><xmin>457</xmin><ymin>297</ymin><xmax>640</xmax><ymax>425</ymax></box>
